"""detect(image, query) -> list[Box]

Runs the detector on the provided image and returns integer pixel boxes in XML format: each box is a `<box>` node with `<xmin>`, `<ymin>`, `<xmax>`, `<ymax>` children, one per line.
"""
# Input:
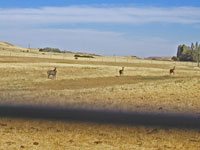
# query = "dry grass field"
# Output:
<box><xmin>1</xmin><ymin>42</ymin><xmax>200</xmax><ymax>149</ymax></box>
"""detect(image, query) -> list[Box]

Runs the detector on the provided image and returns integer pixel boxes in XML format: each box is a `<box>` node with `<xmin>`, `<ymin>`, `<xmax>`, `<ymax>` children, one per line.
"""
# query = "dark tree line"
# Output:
<box><xmin>39</xmin><ymin>47</ymin><xmax>62</xmax><ymax>53</ymax></box>
<box><xmin>176</xmin><ymin>42</ymin><xmax>200</xmax><ymax>63</ymax></box>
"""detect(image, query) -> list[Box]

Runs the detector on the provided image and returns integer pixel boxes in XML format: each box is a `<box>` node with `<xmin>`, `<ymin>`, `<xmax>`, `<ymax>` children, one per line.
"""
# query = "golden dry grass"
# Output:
<box><xmin>1</xmin><ymin>118</ymin><xmax>200</xmax><ymax>150</ymax></box>
<box><xmin>0</xmin><ymin>52</ymin><xmax>200</xmax><ymax>149</ymax></box>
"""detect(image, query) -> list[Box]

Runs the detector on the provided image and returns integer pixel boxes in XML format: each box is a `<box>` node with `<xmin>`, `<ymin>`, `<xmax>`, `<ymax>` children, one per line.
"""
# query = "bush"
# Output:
<box><xmin>179</xmin><ymin>54</ymin><xmax>193</xmax><ymax>61</ymax></box>
<box><xmin>39</xmin><ymin>47</ymin><xmax>62</xmax><ymax>53</ymax></box>
<box><xmin>74</xmin><ymin>54</ymin><xmax>94</xmax><ymax>58</ymax></box>
<box><xmin>171</xmin><ymin>56</ymin><xmax>178</xmax><ymax>61</ymax></box>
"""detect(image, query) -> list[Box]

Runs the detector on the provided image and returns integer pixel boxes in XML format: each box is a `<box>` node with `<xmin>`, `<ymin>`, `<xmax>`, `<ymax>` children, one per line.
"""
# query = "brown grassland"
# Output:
<box><xmin>1</xmin><ymin>43</ymin><xmax>200</xmax><ymax>149</ymax></box>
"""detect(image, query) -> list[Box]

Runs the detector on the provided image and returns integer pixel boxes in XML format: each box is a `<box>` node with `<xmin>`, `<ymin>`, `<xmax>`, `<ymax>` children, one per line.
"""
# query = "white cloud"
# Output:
<box><xmin>0</xmin><ymin>5</ymin><xmax>197</xmax><ymax>56</ymax></box>
<box><xmin>0</xmin><ymin>6</ymin><xmax>200</xmax><ymax>25</ymax></box>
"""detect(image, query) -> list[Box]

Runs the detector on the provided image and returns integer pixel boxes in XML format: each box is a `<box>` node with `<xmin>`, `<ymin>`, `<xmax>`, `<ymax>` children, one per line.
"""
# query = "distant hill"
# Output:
<box><xmin>0</xmin><ymin>41</ymin><xmax>101</xmax><ymax>57</ymax></box>
<box><xmin>0</xmin><ymin>41</ymin><xmax>37</xmax><ymax>52</ymax></box>
<box><xmin>0</xmin><ymin>41</ymin><xmax>14</xmax><ymax>47</ymax></box>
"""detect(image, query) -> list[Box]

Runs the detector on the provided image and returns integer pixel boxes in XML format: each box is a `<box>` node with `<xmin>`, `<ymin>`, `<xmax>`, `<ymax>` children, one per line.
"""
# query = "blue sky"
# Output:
<box><xmin>0</xmin><ymin>1</ymin><xmax>200</xmax><ymax>57</ymax></box>
<box><xmin>1</xmin><ymin>0</ymin><xmax>200</xmax><ymax>7</ymax></box>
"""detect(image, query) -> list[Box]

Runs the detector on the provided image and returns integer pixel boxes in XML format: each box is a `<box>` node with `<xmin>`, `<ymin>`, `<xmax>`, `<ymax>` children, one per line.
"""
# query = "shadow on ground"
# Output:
<box><xmin>0</xmin><ymin>104</ymin><xmax>200</xmax><ymax>130</ymax></box>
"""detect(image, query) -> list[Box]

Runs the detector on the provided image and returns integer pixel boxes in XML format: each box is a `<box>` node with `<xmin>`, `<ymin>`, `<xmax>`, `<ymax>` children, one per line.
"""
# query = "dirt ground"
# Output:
<box><xmin>1</xmin><ymin>118</ymin><xmax>200</xmax><ymax>150</ymax></box>
<box><xmin>0</xmin><ymin>54</ymin><xmax>200</xmax><ymax>149</ymax></box>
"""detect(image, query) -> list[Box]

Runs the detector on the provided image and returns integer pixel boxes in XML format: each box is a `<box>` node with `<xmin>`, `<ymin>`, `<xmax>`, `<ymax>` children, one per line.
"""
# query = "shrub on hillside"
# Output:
<box><xmin>171</xmin><ymin>56</ymin><xmax>178</xmax><ymax>61</ymax></box>
<box><xmin>39</xmin><ymin>47</ymin><xmax>62</xmax><ymax>53</ymax></box>
<box><xmin>74</xmin><ymin>54</ymin><xmax>94</xmax><ymax>58</ymax></box>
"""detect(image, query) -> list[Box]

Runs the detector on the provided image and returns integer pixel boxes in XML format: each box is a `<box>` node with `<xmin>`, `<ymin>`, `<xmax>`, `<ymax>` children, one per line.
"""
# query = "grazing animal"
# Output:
<box><xmin>47</xmin><ymin>67</ymin><xmax>57</xmax><ymax>79</ymax></box>
<box><xmin>119</xmin><ymin>67</ymin><xmax>125</xmax><ymax>76</ymax></box>
<box><xmin>169</xmin><ymin>66</ymin><xmax>175</xmax><ymax>75</ymax></box>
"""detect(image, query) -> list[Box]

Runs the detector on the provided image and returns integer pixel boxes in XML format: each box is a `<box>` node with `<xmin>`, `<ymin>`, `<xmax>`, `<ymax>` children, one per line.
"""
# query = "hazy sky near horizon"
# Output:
<box><xmin>0</xmin><ymin>0</ymin><xmax>200</xmax><ymax>57</ymax></box>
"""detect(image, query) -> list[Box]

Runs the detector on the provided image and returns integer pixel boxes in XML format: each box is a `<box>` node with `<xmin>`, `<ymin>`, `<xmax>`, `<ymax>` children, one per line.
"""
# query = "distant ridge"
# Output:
<box><xmin>0</xmin><ymin>41</ymin><xmax>15</xmax><ymax>47</ymax></box>
<box><xmin>0</xmin><ymin>41</ymin><xmax>100</xmax><ymax>56</ymax></box>
<box><xmin>0</xmin><ymin>41</ymin><xmax>29</xmax><ymax>51</ymax></box>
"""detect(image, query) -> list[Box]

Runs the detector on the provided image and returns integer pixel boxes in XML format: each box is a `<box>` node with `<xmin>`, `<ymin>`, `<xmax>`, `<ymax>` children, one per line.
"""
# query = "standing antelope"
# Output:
<box><xmin>169</xmin><ymin>66</ymin><xmax>175</xmax><ymax>75</ymax></box>
<box><xmin>119</xmin><ymin>67</ymin><xmax>125</xmax><ymax>76</ymax></box>
<box><xmin>47</xmin><ymin>67</ymin><xmax>57</xmax><ymax>79</ymax></box>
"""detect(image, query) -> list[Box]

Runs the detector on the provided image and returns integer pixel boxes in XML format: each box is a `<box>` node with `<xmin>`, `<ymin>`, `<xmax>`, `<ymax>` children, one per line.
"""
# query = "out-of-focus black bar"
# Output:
<box><xmin>0</xmin><ymin>104</ymin><xmax>200</xmax><ymax>129</ymax></box>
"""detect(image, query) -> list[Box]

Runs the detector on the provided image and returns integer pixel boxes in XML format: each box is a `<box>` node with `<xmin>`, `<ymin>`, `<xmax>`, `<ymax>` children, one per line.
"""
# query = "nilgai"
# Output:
<box><xmin>47</xmin><ymin>67</ymin><xmax>57</xmax><ymax>79</ymax></box>
<box><xmin>169</xmin><ymin>66</ymin><xmax>175</xmax><ymax>75</ymax></box>
<box><xmin>119</xmin><ymin>67</ymin><xmax>125</xmax><ymax>76</ymax></box>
